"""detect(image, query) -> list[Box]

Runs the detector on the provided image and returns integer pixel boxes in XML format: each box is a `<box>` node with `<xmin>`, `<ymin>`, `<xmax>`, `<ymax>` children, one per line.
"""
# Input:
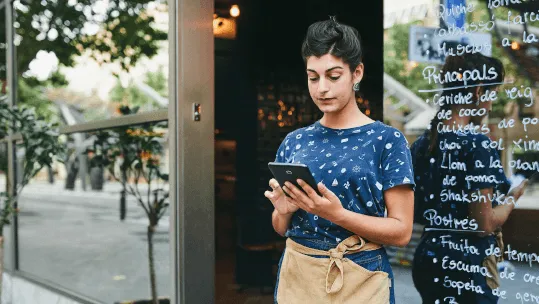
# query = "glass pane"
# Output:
<box><xmin>13</xmin><ymin>0</ymin><xmax>169</xmax><ymax>125</ymax></box>
<box><xmin>17</xmin><ymin>122</ymin><xmax>170</xmax><ymax>303</ymax></box>
<box><xmin>1</xmin><ymin>2</ymin><xmax>6</xmax><ymax>101</ymax></box>
<box><xmin>0</xmin><ymin>142</ymin><xmax>6</xmax><ymax>201</ymax></box>
<box><xmin>0</xmin><ymin>1</ymin><xmax>14</xmax><ymax>274</ymax></box>
<box><xmin>384</xmin><ymin>0</ymin><xmax>539</xmax><ymax>303</ymax></box>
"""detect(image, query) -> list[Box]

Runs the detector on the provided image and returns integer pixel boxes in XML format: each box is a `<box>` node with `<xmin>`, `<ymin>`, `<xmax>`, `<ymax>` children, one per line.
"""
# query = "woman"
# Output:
<box><xmin>264</xmin><ymin>16</ymin><xmax>415</xmax><ymax>304</ymax></box>
<box><xmin>410</xmin><ymin>53</ymin><xmax>528</xmax><ymax>303</ymax></box>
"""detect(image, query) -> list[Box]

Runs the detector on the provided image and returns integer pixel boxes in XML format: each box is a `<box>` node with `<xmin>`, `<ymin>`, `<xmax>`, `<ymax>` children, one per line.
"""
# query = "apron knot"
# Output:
<box><xmin>326</xmin><ymin>248</ymin><xmax>346</xmax><ymax>293</ymax></box>
<box><xmin>329</xmin><ymin>248</ymin><xmax>344</xmax><ymax>259</ymax></box>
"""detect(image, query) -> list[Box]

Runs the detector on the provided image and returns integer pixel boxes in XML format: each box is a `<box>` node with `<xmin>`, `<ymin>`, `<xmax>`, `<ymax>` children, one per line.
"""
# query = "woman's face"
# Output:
<box><xmin>305</xmin><ymin>54</ymin><xmax>363</xmax><ymax>114</ymax></box>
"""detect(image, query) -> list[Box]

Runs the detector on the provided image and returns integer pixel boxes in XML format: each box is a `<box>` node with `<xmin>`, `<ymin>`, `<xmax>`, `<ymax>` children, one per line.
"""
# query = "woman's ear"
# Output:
<box><xmin>353</xmin><ymin>63</ymin><xmax>364</xmax><ymax>84</ymax></box>
<box><xmin>474</xmin><ymin>86</ymin><xmax>484</xmax><ymax>105</ymax></box>
<box><xmin>474</xmin><ymin>86</ymin><xmax>483</xmax><ymax>99</ymax></box>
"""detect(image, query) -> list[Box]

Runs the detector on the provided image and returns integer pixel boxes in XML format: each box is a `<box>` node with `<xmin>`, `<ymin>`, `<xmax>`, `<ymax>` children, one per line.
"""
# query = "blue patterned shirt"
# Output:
<box><xmin>274</xmin><ymin>120</ymin><xmax>416</xmax><ymax>245</ymax></box>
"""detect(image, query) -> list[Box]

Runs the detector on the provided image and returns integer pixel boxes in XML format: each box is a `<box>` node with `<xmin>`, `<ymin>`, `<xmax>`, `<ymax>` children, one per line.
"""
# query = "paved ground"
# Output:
<box><xmin>3</xmin><ymin>180</ymin><xmax>539</xmax><ymax>303</ymax></box>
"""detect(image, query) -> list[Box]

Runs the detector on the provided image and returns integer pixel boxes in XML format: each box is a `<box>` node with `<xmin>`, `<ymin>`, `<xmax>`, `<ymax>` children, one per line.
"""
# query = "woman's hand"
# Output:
<box><xmin>283</xmin><ymin>179</ymin><xmax>345</xmax><ymax>222</ymax></box>
<box><xmin>264</xmin><ymin>178</ymin><xmax>300</xmax><ymax>215</ymax></box>
<box><xmin>507</xmin><ymin>178</ymin><xmax>529</xmax><ymax>202</ymax></box>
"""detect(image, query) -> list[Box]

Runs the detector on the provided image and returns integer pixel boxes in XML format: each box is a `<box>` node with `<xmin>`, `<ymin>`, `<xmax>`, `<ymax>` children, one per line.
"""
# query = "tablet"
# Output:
<box><xmin>268</xmin><ymin>162</ymin><xmax>322</xmax><ymax>197</ymax></box>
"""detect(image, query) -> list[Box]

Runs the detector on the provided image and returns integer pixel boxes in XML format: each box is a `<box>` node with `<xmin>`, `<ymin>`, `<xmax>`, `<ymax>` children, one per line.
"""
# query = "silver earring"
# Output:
<box><xmin>353</xmin><ymin>82</ymin><xmax>360</xmax><ymax>92</ymax></box>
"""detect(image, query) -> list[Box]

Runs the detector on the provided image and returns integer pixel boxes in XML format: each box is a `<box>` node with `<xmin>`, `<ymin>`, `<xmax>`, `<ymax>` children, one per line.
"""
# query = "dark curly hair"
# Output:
<box><xmin>301</xmin><ymin>16</ymin><xmax>363</xmax><ymax>74</ymax></box>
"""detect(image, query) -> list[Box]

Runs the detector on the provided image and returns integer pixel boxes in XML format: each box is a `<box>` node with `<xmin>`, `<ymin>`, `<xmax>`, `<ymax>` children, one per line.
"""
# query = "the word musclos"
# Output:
<box><xmin>438</xmin><ymin>42</ymin><xmax>492</xmax><ymax>57</ymax></box>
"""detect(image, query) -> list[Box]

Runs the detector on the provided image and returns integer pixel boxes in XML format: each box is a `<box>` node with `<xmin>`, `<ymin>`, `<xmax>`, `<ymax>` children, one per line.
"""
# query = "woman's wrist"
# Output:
<box><xmin>274</xmin><ymin>208</ymin><xmax>295</xmax><ymax>217</ymax></box>
<box><xmin>272</xmin><ymin>209</ymin><xmax>294</xmax><ymax>237</ymax></box>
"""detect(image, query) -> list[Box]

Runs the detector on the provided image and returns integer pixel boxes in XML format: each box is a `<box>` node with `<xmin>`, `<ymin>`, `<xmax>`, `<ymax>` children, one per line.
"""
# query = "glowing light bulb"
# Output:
<box><xmin>230</xmin><ymin>5</ymin><xmax>240</xmax><ymax>17</ymax></box>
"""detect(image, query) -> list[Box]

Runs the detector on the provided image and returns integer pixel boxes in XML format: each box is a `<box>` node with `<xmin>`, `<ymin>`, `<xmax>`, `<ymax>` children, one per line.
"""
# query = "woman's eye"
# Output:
<box><xmin>308</xmin><ymin>76</ymin><xmax>339</xmax><ymax>81</ymax></box>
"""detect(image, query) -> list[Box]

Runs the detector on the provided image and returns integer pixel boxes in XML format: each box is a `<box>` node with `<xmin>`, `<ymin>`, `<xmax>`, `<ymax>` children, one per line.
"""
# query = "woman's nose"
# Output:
<box><xmin>317</xmin><ymin>78</ymin><xmax>330</xmax><ymax>93</ymax></box>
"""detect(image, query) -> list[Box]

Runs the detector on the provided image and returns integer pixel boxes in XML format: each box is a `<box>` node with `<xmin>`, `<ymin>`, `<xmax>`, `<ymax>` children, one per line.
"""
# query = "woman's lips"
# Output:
<box><xmin>319</xmin><ymin>98</ymin><xmax>335</xmax><ymax>103</ymax></box>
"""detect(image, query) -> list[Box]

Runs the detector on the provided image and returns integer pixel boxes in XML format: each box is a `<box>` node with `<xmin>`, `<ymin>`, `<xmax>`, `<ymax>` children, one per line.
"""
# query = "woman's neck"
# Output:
<box><xmin>320</xmin><ymin>98</ymin><xmax>374</xmax><ymax>129</ymax></box>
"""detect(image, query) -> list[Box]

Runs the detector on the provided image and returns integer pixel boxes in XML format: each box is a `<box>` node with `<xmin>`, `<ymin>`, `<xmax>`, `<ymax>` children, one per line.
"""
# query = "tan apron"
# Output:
<box><xmin>482</xmin><ymin>229</ymin><xmax>504</xmax><ymax>290</ymax></box>
<box><xmin>276</xmin><ymin>235</ymin><xmax>391</xmax><ymax>304</ymax></box>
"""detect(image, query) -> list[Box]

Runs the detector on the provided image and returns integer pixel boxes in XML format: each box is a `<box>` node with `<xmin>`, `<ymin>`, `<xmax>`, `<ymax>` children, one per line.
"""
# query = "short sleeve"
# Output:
<box><xmin>381</xmin><ymin>130</ymin><xmax>416</xmax><ymax>191</ymax></box>
<box><xmin>466</xmin><ymin>136</ymin><xmax>510</xmax><ymax>193</ymax></box>
<box><xmin>274</xmin><ymin>133</ymin><xmax>291</xmax><ymax>163</ymax></box>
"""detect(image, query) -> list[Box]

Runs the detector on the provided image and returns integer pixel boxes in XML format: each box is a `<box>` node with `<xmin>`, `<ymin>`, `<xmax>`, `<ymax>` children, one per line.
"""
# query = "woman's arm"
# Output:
<box><xmin>272</xmin><ymin>209</ymin><xmax>294</xmax><ymax>237</ymax></box>
<box><xmin>332</xmin><ymin>184</ymin><xmax>414</xmax><ymax>247</ymax></box>
<box><xmin>468</xmin><ymin>181</ymin><xmax>527</xmax><ymax>237</ymax></box>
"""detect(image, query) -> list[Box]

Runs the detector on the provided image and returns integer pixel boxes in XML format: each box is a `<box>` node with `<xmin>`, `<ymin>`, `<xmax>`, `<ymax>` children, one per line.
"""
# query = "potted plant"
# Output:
<box><xmin>0</xmin><ymin>103</ymin><xmax>65</xmax><ymax>299</ymax></box>
<box><xmin>85</xmin><ymin>131</ymin><xmax>112</xmax><ymax>191</ymax></box>
<box><xmin>86</xmin><ymin>106</ymin><xmax>142</xmax><ymax>220</ymax></box>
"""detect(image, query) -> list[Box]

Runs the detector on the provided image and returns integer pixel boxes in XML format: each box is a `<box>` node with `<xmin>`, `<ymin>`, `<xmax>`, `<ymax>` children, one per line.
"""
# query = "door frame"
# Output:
<box><xmin>169</xmin><ymin>0</ymin><xmax>215</xmax><ymax>303</ymax></box>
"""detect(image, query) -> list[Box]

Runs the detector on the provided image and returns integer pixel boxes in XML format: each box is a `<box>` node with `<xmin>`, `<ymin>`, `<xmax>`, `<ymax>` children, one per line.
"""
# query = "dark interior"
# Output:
<box><xmin>214</xmin><ymin>1</ymin><xmax>384</xmax><ymax>301</ymax></box>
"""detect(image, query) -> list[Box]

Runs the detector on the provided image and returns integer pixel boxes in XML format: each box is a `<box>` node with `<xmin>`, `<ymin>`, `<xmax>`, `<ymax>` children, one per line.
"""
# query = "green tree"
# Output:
<box><xmin>109</xmin><ymin>67</ymin><xmax>168</xmax><ymax>110</ymax></box>
<box><xmin>17</xmin><ymin>75</ymin><xmax>65</xmax><ymax>122</ymax></box>
<box><xmin>1</xmin><ymin>0</ymin><xmax>168</xmax><ymax>116</ymax></box>
<box><xmin>13</xmin><ymin>0</ymin><xmax>167</xmax><ymax>76</ymax></box>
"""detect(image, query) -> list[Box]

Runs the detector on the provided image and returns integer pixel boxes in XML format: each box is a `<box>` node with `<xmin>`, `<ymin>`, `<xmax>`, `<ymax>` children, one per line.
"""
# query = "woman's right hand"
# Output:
<box><xmin>264</xmin><ymin>178</ymin><xmax>299</xmax><ymax>215</ymax></box>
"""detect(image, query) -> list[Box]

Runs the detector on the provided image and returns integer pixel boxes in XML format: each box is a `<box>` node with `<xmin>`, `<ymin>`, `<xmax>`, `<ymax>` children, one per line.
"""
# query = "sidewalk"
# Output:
<box><xmin>16</xmin><ymin>180</ymin><xmax>170</xmax><ymax>229</ymax></box>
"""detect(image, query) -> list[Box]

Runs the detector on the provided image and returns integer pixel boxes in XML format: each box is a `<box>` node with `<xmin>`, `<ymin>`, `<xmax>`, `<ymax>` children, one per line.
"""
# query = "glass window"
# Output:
<box><xmin>17</xmin><ymin>122</ymin><xmax>170</xmax><ymax>303</ymax></box>
<box><xmin>384</xmin><ymin>0</ymin><xmax>539</xmax><ymax>302</ymax></box>
<box><xmin>1</xmin><ymin>2</ymin><xmax>6</xmax><ymax>101</ymax></box>
<box><xmin>13</xmin><ymin>0</ymin><xmax>169</xmax><ymax>125</ymax></box>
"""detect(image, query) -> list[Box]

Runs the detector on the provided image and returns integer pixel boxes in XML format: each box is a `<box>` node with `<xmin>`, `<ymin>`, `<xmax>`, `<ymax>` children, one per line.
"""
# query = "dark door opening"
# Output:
<box><xmin>214</xmin><ymin>1</ymin><xmax>383</xmax><ymax>302</ymax></box>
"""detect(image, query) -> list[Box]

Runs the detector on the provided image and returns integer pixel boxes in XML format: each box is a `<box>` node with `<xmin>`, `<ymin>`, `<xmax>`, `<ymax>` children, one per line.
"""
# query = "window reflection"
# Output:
<box><xmin>384</xmin><ymin>0</ymin><xmax>539</xmax><ymax>302</ymax></box>
<box><xmin>13</xmin><ymin>0</ymin><xmax>169</xmax><ymax>124</ymax></box>
<box><xmin>17</xmin><ymin>122</ymin><xmax>170</xmax><ymax>303</ymax></box>
<box><xmin>0</xmin><ymin>142</ymin><xmax>6</xmax><ymax>195</ymax></box>
<box><xmin>1</xmin><ymin>4</ymin><xmax>6</xmax><ymax>101</ymax></box>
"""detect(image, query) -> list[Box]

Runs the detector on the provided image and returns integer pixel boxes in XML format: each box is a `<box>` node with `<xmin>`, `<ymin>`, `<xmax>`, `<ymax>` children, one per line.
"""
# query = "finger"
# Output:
<box><xmin>284</xmin><ymin>182</ymin><xmax>304</xmax><ymax>200</ymax></box>
<box><xmin>285</xmin><ymin>181</ymin><xmax>311</xmax><ymax>207</ymax></box>
<box><xmin>264</xmin><ymin>191</ymin><xmax>280</xmax><ymax>206</ymax></box>
<box><xmin>317</xmin><ymin>182</ymin><xmax>338</xmax><ymax>200</ymax></box>
<box><xmin>269</xmin><ymin>179</ymin><xmax>285</xmax><ymax>196</ymax></box>
<box><xmin>286</xmin><ymin>193</ymin><xmax>305</xmax><ymax>210</ymax></box>
<box><xmin>282</xmin><ymin>185</ymin><xmax>297</xmax><ymax>200</ymax></box>
<box><xmin>297</xmin><ymin>179</ymin><xmax>321</xmax><ymax>201</ymax></box>
<box><xmin>264</xmin><ymin>190</ymin><xmax>274</xmax><ymax>200</ymax></box>
<box><xmin>269</xmin><ymin>178</ymin><xmax>281</xmax><ymax>189</ymax></box>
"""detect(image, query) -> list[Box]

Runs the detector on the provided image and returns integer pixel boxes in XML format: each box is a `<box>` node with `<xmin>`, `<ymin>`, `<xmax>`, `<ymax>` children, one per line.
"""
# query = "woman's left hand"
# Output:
<box><xmin>282</xmin><ymin>179</ymin><xmax>345</xmax><ymax>222</ymax></box>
